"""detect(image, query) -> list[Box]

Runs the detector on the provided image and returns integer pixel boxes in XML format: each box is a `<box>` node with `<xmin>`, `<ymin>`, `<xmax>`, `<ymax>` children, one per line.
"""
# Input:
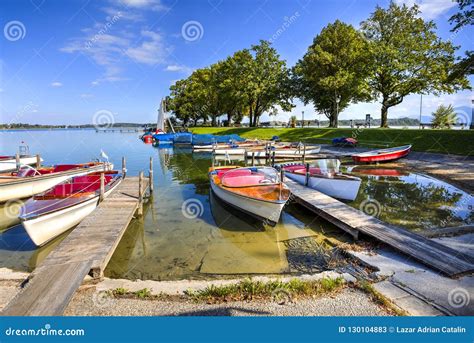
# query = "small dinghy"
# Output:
<box><xmin>351</xmin><ymin>145</ymin><xmax>412</xmax><ymax>163</ymax></box>
<box><xmin>0</xmin><ymin>161</ymin><xmax>112</xmax><ymax>203</ymax></box>
<box><xmin>279</xmin><ymin>159</ymin><xmax>361</xmax><ymax>201</ymax></box>
<box><xmin>20</xmin><ymin>171</ymin><xmax>122</xmax><ymax>246</ymax></box>
<box><xmin>209</xmin><ymin>166</ymin><xmax>290</xmax><ymax>225</ymax></box>
<box><xmin>0</xmin><ymin>155</ymin><xmax>43</xmax><ymax>172</ymax></box>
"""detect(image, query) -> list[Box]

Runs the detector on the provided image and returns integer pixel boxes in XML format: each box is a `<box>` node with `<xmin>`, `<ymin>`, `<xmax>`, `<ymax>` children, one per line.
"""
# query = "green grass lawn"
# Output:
<box><xmin>189</xmin><ymin>127</ymin><xmax>474</xmax><ymax>156</ymax></box>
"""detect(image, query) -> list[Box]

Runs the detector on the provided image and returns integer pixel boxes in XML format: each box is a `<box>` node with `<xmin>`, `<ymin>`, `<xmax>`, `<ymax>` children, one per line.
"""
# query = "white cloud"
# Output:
<box><xmin>395</xmin><ymin>0</ymin><xmax>457</xmax><ymax>20</ymax></box>
<box><xmin>51</xmin><ymin>82</ymin><xmax>63</xmax><ymax>87</ymax></box>
<box><xmin>125</xmin><ymin>30</ymin><xmax>170</xmax><ymax>65</ymax></box>
<box><xmin>165</xmin><ymin>64</ymin><xmax>192</xmax><ymax>73</ymax></box>
<box><xmin>80</xmin><ymin>93</ymin><xmax>94</xmax><ymax>99</ymax></box>
<box><xmin>118</xmin><ymin>0</ymin><xmax>165</xmax><ymax>11</ymax></box>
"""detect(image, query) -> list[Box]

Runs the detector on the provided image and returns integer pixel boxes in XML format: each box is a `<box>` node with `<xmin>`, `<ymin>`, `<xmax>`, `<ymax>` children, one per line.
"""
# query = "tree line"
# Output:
<box><xmin>167</xmin><ymin>1</ymin><xmax>472</xmax><ymax>128</ymax></box>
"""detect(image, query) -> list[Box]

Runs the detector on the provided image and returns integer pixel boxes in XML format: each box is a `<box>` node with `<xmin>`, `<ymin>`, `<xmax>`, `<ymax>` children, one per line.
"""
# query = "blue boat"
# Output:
<box><xmin>152</xmin><ymin>132</ymin><xmax>193</xmax><ymax>145</ymax></box>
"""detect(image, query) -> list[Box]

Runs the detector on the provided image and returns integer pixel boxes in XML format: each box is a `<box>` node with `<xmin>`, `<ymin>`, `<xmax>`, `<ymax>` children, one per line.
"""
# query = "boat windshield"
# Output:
<box><xmin>221</xmin><ymin>167</ymin><xmax>280</xmax><ymax>187</ymax></box>
<box><xmin>312</xmin><ymin>159</ymin><xmax>341</xmax><ymax>175</ymax></box>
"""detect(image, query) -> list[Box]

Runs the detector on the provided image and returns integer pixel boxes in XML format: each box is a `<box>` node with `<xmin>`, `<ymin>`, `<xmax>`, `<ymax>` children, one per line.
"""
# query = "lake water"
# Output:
<box><xmin>0</xmin><ymin>129</ymin><xmax>472</xmax><ymax>280</ymax></box>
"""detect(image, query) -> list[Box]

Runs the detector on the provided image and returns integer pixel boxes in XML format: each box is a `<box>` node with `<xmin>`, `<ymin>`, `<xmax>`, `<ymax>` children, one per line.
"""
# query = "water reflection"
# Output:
<box><xmin>348</xmin><ymin>167</ymin><xmax>473</xmax><ymax>231</ymax></box>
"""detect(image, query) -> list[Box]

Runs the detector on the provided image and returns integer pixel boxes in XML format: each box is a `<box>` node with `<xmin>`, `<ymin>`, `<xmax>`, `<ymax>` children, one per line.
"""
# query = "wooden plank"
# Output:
<box><xmin>2</xmin><ymin>176</ymin><xmax>149</xmax><ymax>316</ymax></box>
<box><xmin>285</xmin><ymin>179</ymin><xmax>474</xmax><ymax>277</ymax></box>
<box><xmin>2</xmin><ymin>261</ymin><xmax>92</xmax><ymax>316</ymax></box>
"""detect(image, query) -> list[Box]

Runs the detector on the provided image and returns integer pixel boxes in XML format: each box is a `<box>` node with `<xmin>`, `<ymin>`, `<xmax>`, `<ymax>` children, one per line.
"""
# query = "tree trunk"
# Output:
<box><xmin>226</xmin><ymin>113</ymin><xmax>232</xmax><ymax>127</ymax></box>
<box><xmin>211</xmin><ymin>115</ymin><xmax>217</xmax><ymax>127</ymax></box>
<box><xmin>329</xmin><ymin>110</ymin><xmax>338</xmax><ymax>128</ymax></box>
<box><xmin>381</xmin><ymin>99</ymin><xmax>389</xmax><ymax>128</ymax></box>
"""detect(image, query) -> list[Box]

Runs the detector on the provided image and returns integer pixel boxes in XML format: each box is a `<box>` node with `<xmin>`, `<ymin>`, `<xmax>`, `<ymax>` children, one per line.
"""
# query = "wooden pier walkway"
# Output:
<box><xmin>285</xmin><ymin>178</ymin><xmax>474</xmax><ymax>278</ymax></box>
<box><xmin>2</xmin><ymin>176</ymin><xmax>150</xmax><ymax>316</ymax></box>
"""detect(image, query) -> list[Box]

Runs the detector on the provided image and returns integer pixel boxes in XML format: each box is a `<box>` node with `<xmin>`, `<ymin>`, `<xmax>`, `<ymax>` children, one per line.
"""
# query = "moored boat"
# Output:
<box><xmin>0</xmin><ymin>161</ymin><xmax>112</xmax><ymax>203</ymax></box>
<box><xmin>209</xmin><ymin>166</ymin><xmax>290</xmax><ymax>225</ymax></box>
<box><xmin>351</xmin><ymin>145</ymin><xmax>412</xmax><ymax>163</ymax></box>
<box><xmin>19</xmin><ymin>171</ymin><xmax>122</xmax><ymax>246</ymax></box>
<box><xmin>279</xmin><ymin>159</ymin><xmax>361</xmax><ymax>201</ymax></box>
<box><xmin>0</xmin><ymin>155</ymin><xmax>43</xmax><ymax>172</ymax></box>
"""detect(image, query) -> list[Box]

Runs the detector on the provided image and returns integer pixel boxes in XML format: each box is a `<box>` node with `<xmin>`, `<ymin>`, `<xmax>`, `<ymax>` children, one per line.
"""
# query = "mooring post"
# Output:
<box><xmin>149</xmin><ymin>156</ymin><xmax>154</xmax><ymax>194</ymax></box>
<box><xmin>305</xmin><ymin>163</ymin><xmax>310</xmax><ymax>186</ymax></box>
<box><xmin>280</xmin><ymin>168</ymin><xmax>285</xmax><ymax>183</ymax></box>
<box><xmin>302</xmin><ymin>144</ymin><xmax>306</xmax><ymax>164</ymax></box>
<box><xmin>244</xmin><ymin>149</ymin><xmax>248</xmax><ymax>166</ymax></box>
<box><xmin>271</xmin><ymin>150</ymin><xmax>276</xmax><ymax>167</ymax></box>
<box><xmin>99</xmin><ymin>172</ymin><xmax>105</xmax><ymax>202</ymax></box>
<box><xmin>36</xmin><ymin>154</ymin><xmax>41</xmax><ymax>168</ymax></box>
<box><xmin>265</xmin><ymin>143</ymin><xmax>269</xmax><ymax>165</ymax></box>
<box><xmin>138</xmin><ymin>171</ymin><xmax>144</xmax><ymax>216</ymax></box>
<box><xmin>15</xmin><ymin>153</ymin><xmax>20</xmax><ymax>171</ymax></box>
<box><xmin>122</xmin><ymin>157</ymin><xmax>127</xmax><ymax>178</ymax></box>
<box><xmin>252</xmin><ymin>152</ymin><xmax>255</xmax><ymax>166</ymax></box>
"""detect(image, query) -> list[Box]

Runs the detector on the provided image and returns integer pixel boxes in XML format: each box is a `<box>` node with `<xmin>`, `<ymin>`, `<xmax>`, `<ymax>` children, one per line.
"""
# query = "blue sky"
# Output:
<box><xmin>0</xmin><ymin>0</ymin><xmax>472</xmax><ymax>125</ymax></box>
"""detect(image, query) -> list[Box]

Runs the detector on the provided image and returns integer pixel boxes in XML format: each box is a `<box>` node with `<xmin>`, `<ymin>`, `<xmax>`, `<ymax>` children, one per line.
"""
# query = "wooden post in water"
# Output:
<box><xmin>244</xmin><ymin>150</ymin><xmax>248</xmax><ymax>166</ymax></box>
<box><xmin>280</xmin><ymin>168</ymin><xmax>285</xmax><ymax>183</ymax></box>
<box><xmin>138</xmin><ymin>171</ymin><xmax>144</xmax><ymax>216</ymax></box>
<box><xmin>252</xmin><ymin>152</ymin><xmax>255</xmax><ymax>166</ymax></box>
<box><xmin>15</xmin><ymin>153</ymin><xmax>20</xmax><ymax>171</ymax></box>
<box><xmin>305</xmin><ymin>163</ymin><xmax>310</xmax><ymax>186</ymax></box>
<box><xmin>271</xmin><ymin>150</ymin><xmax>276</xmax><ymax>167</ymax></box>
<box><xmin>149</xmin><ymin>157</ymin><xmax>154</xmax><ymax>194</ymax></box>
<box><xmin>265</xmin><ymin>143</ymin><xmax>269</xmax><ymax>165</ymax></box>
<box><xmin>36</xmin><ymin>154</ymin><xmax>41</xmax><ymax>168</ymax></box>
<box><xmin>122</xmin><ymin>157</ymin><xmax>127</xmax><ymax>178</ymax></box>
<box><xmin>99</xmin><ymin>172</ymin><xmax>105</xmax><ymax>202</ymax></box>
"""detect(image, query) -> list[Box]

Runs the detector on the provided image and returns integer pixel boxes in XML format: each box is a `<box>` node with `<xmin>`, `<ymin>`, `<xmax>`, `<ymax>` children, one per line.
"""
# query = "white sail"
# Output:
<box><xmin>157</xmin><ymin>99</ymin><xmax>165</xmax><ymax>131</ymax></box>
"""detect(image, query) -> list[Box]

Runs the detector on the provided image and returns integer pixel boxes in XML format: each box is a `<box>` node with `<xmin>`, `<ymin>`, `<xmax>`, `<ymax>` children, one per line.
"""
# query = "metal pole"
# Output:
<box><xmin>99</xmin><ymin>172</ymin><xmax>105</xmax><ymax>202</ymax></box>
<box><xmin>301</xmin><ymin>111</ymin><xmax>304</xmax><ymax>128</ymax></box>
<box><xmin>36</xmin><ymin>154</ymin><xmax>41</xmax><ymax>168</ymax></box>
<box><xmin>305</xmin><ymin>163</ymin><xmax>310</xmax><ymax>186</ymax></box>
<box><xmin>471</xmin><ymin>99</ymin><xmax>474</xmax><ymax>130</ymax></box>
<box><xmin>302</xmin><ymin>144</ymin><xmax>306</xmax><ymax>164</ymax></box>
<box><xmin>15</xmin><ymin>153</ymin><xmax>20</xmax><ymax>171</ymax></box>
<box><xmin>138</xmin><ymin>171</ymin><xmax>144</xmax><ymax>216</ymax></box>
<box><xmin>419</xmin><ymin>94</ymin><xmax>423</xmax><ymax>129</ymax></box>
<box><xmin>122</xmin><ymin>157</ymin><xmax>127</xmax><ymax>178</ymax></box>
<box><xmin>149</xmin><ymin>157</ymin><xmax>154</xmax><ymax>194</ymax></box>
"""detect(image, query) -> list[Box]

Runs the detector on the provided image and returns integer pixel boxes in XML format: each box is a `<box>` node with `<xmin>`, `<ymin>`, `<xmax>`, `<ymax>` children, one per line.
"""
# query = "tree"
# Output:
<box><xmin>361</xmin><ymin>2</ymin><xmax>470</xmax><ymax>127</ymax></box>
<box><xmin>243</xmin><ymin>41</ymin><xmax>293</xmax><ymax>127</ymax></box>
<box><xmin>431</xmin><ymin>104</ymin><xmax>457</xmax><ymax>129</ymax></box>
<box><xmin>449</xmin><ymin>0</ymin><xmax>473</xmax><ymax>32</ymax></box>
<box><xmin>293</xmin><ymin>20</ymin><xmax>372</xmax><ymax>127</ymax></box>
<box><xmin>289</xmin><ymin>115</ymin><xmax>297</xmax><ymax>128</ymax></box>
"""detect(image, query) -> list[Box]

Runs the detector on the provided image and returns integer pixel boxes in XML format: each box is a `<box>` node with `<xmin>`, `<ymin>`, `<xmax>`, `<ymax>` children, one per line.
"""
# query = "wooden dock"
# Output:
<box><xmin>285</xmin><ymin>178</ymin><xmax>474</xmax><ymax>278</ymax></box>
<box><xmin>2</xmin><ymin>175</ymin><xmax>150</xmax><ymax>316</ymax></box>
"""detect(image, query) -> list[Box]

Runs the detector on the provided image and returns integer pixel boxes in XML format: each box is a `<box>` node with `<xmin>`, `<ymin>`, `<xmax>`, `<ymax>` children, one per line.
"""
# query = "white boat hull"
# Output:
<box><xmin>247</xmin><ymin>147</ymin><xmax>321</xmax><ymax>157</ymax></box>
<box><xmin>285</xmin><ymin>172</ymin><xmax>361</xmax><ymax>201</ymax></box>
<box><xmin>0</xmin><ymin>157</ymin><xmax>43</xmax><ymax>172</ymax></box>
<box><xmin>0</xmin><ymin>164</ymin><xmax>110</xmax><ymax>203</ymax></box>
<box><xmin>21</xmin><ymin>181</ymin><xmax>119</xmax><ymax>246</ymax></box>
<box><xmin>210</xmin><ymin>181</ymin><xmax>285</xmax><ymax>224</ymax></box>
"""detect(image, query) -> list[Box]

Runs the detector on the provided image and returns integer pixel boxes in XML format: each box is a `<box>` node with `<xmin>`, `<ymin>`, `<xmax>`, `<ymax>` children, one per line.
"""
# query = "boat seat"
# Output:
<box><xmin>216</xmin><ymin>169</ymin><xmax>252</xmax><ymax>178</ymax></box>
<box><xmin>222</xmin><ymin>174</ymin><xmax>266</xmax><ymax>187</ymax></box>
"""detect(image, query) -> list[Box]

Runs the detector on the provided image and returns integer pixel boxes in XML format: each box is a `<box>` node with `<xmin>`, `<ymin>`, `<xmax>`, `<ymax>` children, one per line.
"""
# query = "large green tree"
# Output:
<box><xmin>243</xmin><ymin>41</ymin><xmax>293</xmax><ymax>127</ymax></box>
<box><xmin>361</xmin><ymin>1</ymin><xmax>470</xmax><ymax>127</ymax></box>
<box><xmin>293</xmin><ymin>20</ymin><xmax>372</xmax><ymax>127</ymax></box>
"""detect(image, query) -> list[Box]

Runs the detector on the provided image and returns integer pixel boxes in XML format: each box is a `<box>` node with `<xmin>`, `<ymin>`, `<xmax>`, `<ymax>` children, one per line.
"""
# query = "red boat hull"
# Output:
<box><xmin>352</xmin><ymin>145</ymin><xmax>411</xmax><ymax>163</ymax></box>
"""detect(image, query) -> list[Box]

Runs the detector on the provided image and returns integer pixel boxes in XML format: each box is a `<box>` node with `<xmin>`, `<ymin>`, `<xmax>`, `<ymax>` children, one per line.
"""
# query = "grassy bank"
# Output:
<box><xmin>189</xmin><ymin>127</ymin><xmax>474</xmax><ymax>156</ymax></box>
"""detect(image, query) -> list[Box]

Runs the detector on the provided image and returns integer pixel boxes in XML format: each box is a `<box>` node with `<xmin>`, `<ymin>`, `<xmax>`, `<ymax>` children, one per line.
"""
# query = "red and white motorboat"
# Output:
<box><xmin>19</xmin><ymin>171</ymin><xmax>122</xmax><ymax>246</ymax></box>
<box><xmin>351</xmin><ymin>145</ymin><xmax>412</xmax><ymax>163</ymax></box>
<box><xmin>280</xmin><ymin>159</ymin><xmax>362</xmax><ymax>201</ymax></box>
<box><xmin>0</xmin><ymin>162</ymin><xmax>113</xmax><ymax>203</ymax></box>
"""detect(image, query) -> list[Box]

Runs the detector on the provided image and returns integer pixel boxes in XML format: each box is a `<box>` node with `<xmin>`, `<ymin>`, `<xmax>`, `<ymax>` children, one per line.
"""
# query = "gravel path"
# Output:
<box><xmin>64</xmin><ymin>287</ymin><xmax>390</xmax><ymax>316</ymax></box>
